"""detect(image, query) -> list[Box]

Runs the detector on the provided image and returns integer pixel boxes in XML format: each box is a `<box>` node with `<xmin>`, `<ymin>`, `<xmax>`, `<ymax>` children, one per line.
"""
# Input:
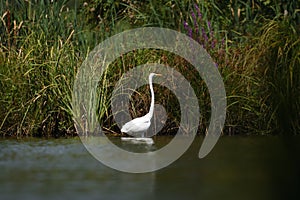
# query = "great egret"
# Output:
<box><xmin>121</xmin><ymin>73</ymin><xmax>161</xmax><ymax>140</ymax></box>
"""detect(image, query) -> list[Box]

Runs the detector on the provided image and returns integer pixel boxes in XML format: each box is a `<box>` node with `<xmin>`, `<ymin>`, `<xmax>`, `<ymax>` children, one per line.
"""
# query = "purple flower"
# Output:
<box><xmin>207</xmin><ymin>21</ymin><xmax>211</xmax><ymax>31</ymax></box>
<box><xmin>191</xmin><ymin>10</ymin><xmax>198</xmax><ymax>34</ymax></box>
<box><xmin>211</xmin><ymin>39</ymin><xmax>216</xmax><ymax>49</ymax></box>
<box><xmin>210</xmin><ymin>30</ymin><xmax>214</xmax><ymax>40</ymax></box>
<box><xmin>183</xmin><ymin>21</ymin><xmax>193</xmax><ymax>38</ymax></box>
<box><xmin>188</xmin><ymin>27</ymin><xmax>193</xmax><ymax>38</ymax></box>
<box><xmin>183</xmin><ymin>21</ymin><xmax>189</xmax><ymax>30</ymax></box>
<box><xmin>194</xmin><ymin>3</ymin><xmax>202</xmax><ymax>21</ymax></box>
<box><xmin>201</xmin><ymin>27</ymin><xmax>208</xmax><ymax>43</ymax></box>
<box><xmin>191</xmin><ymin>11</ymin><xmax>197</xmax><ymax>25</ymax></box>
<box><xmin>221</xmin><ymin>37</ymin><xmax>225</xmax><ymax>47</ymax></box>
<box><xmin>207</xmin><ymin>21</ymin><xmax>214</xmax><ymax>40</ymax></box>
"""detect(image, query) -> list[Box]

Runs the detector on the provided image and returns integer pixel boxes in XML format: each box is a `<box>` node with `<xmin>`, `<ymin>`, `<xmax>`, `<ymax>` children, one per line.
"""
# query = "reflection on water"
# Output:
<box><xmin>0</xmin><ymin>136</ymin><xmax>299</xmax><ymax>200</ymax></box>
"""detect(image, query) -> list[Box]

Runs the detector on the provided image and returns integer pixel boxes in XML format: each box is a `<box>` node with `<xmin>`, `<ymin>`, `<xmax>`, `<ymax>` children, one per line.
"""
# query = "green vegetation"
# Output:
<box><xmin>0</xmin><ymin>0</ymin><xmax>299</xmax><ymax>137</ymax></box>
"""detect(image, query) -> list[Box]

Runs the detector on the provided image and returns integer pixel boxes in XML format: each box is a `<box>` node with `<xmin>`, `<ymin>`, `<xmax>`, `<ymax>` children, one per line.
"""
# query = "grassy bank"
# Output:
<box><xmin>0</xmin><ymin>0</ymin><xmax>299</xmax><ymax>137</ymax></box>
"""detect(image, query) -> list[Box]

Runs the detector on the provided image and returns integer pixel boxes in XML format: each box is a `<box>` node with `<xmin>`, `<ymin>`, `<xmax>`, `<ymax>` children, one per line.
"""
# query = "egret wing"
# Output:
<box><xmin>121</xmin><ymin>116</ymin><xmax>151</xmax><ymax>133</ymax></box>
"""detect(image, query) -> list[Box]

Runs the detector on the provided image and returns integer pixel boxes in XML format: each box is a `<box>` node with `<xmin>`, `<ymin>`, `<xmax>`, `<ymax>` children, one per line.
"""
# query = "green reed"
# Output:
<box><xmin>254</xmin><ymin>19</ymin><xmax>300</xmax><ymax>134</ymax></box>
<box><xmin>1</xmin><ymin>0</ymin><xmax>81</xmax><ymax>136</ymax></box>
<box><xmin>1</xmin><ymin>0</ymin><xmax>299</xmax><ymax>136</ymax></box>
<box><xmin>0</xmin><ymin>0</ymin><xmax>119</xmax><ymax>136</ymax></box>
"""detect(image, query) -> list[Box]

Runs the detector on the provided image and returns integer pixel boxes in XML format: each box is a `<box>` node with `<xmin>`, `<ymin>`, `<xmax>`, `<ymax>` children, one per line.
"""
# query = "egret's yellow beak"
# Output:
<box><xmin>155</xmin><ymin>73</ymin><xmax>162</xmax><ymax>76</ymax></box>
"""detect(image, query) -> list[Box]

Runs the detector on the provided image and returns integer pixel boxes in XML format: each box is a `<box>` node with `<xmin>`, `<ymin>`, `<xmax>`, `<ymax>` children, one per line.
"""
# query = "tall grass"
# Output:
<box><xmin>0</xmin><ymin>0</ymin><xmax>84</xmax><ymax>136</ymax></box>
<box><xmin>254</xmin><ymin>19</ymin><xmax>300</xmax><ymax>134</ymax></box>
<box><xmin>80</xmin><ymin>0</ymin><xmax>193</xmax><ymax>30</ymax></box>
<box><xmin>182</xmin><ymin>1</ymin><xmax>300</xmax><ymax>135</ymax></box>
<box><xmin>0</xmin><ymin>0</ymin><xmax>299</xmax><ymax>136</ymax></box>
<box><xmin>0</xmin><ymin>0</ymin><xmax>128</xmax><ymax>136</ymax></box>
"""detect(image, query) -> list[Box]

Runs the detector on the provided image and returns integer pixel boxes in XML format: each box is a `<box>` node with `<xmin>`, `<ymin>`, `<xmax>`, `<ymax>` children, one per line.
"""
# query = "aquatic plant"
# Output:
<box><xmin>1</xmin><ymin>0</ymin><xmax>299</xmax><ymax>136</ymax></box>
<box><xmin>254</xmin><ymin>19</ymin><xmax>300</xmax><ymax>134</ymax></box>
<box><xmin>0</xmin><ymin>0</ymin><xmax>82</xmax><ymax>136</ymax></box>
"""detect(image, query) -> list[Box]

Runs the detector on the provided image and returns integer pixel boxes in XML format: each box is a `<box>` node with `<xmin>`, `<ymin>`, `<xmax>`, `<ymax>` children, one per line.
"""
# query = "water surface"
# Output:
<box><xmin>0</xmin><ymin>136</ymin><xmax>299</xmax><ymax>200</ymax></box>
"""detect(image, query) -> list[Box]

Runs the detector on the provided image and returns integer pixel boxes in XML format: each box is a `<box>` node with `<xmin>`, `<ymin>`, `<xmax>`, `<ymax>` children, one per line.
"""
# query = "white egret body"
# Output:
<box><xmin>121</xmin><ymin>73</ymin><xmax>161</xmax><ymax>143</ymax></box>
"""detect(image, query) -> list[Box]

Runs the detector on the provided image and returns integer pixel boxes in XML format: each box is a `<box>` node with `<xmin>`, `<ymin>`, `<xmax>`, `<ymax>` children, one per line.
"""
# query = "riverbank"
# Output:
<box><xmin>1</xmin><ymin>1</ymin><xmax>299</xmax><ymax>137</ymax></box>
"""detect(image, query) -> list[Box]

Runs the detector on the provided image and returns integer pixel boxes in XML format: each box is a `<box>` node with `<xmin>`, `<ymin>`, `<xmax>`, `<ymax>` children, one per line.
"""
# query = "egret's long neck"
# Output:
<box><xmin>149</xmin><ymin>75</ymin><xmax>155</xmax><ymax>118</ymax></box>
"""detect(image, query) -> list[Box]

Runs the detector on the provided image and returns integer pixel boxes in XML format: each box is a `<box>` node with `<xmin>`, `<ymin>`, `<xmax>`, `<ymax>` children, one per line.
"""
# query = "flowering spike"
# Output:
<box><xmin>183</xmin><ymin>21</ymin><xmax>193</xmax><ymax>38</ymax></box>
<box><xmin>194</xmin><ymin>3</ymin><xmax>202</xmax><ymax>21</ymax></box>
<box><xmin>191</xmin><ymin>10</ymin><xmax>198</xmax><ymax>34</ymax></box>
<box><xmin>211</xmin><ymin>39</ymin><xmax>216</xmax><ymax>49</ymax></box>
<box><xmin>201</xmin><ymin>27</ymin><xmax>208</xmax><ymax>43</ymax></box>
<box><xmin>221</xmin><ymin>37</ymin><xmax>225</xmax><ymax>47</ymax></box>
<box><xmin>207</xmin><ymin>21</ymin><xmax>211</xmax><ymax>31</ymax></box>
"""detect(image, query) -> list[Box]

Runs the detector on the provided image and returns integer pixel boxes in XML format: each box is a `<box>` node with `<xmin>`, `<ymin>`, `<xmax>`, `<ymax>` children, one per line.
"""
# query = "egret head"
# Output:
<box><xmin>149</xmin><ymin>73</ymin><xmax>162</xmax><ymax>78</ymax></box>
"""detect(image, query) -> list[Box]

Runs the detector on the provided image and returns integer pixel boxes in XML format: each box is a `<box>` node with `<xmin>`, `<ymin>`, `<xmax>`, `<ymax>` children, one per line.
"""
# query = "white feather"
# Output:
<box><xmin>121</xmin><ymin>73</ymin><xmax>161</xmax><ymax>138</ymax></box>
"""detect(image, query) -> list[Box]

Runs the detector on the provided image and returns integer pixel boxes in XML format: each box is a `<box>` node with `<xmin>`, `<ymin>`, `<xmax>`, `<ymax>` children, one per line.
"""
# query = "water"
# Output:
<box><xmin>0</xmin><ymin>136</ymin><xmax>299</xmax><ymax>200</ymax></box>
